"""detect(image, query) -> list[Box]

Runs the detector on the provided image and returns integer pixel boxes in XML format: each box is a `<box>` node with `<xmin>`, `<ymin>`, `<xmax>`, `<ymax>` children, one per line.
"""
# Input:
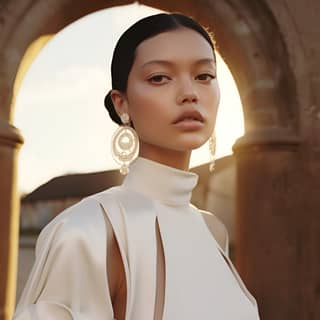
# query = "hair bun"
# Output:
<box><xmin>104</xmin><ymin>90</ymin><xmax>122</xmax><ymax>125</ymax></box>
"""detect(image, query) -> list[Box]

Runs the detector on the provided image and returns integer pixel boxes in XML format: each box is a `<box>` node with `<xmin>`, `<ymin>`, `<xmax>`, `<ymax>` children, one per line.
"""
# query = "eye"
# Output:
<box><xmin>196</xmin><ymin>73</ymin><xmax>216</xmax><ymax>82</ymax></box>
<box><xmin>148</xmin><ymin>74</ymin><xmax>171</xmax><ymax>84</ymax></box>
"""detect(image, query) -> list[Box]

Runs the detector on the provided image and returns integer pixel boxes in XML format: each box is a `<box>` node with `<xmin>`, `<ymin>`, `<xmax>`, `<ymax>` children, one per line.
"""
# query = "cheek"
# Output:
<box><xmin>126</xmin><ymin>84</ymin><xmax>168</xmax><ymax>131</ymax></box>
<box><xmin>202</xmin><ymin>84</ymin><xmax>220</xmax><ymax>112</ymax></box>
<box><xmin>202</xmin><ymin>84</ymin><xmax>220</xmax><ymax>131</ymax></box>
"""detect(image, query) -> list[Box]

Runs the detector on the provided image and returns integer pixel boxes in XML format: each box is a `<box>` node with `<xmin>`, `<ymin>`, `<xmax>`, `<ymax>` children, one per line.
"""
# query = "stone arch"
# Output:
<box><xmin>1</xmin><ymin>0</ymin><xmax>301</xmax><ymax>131</ymax></box>
<box><xmin>0</xmin><ymin>0</ymin><xmax>302</xmax><ymax>319</ymax></box>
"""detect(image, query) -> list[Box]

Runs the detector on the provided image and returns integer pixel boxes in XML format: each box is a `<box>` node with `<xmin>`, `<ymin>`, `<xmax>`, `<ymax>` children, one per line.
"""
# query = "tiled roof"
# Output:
<box><xmin>22</xmin><ymin>169</ymin><xmax>123</xmax><ymax>203</ymax></box>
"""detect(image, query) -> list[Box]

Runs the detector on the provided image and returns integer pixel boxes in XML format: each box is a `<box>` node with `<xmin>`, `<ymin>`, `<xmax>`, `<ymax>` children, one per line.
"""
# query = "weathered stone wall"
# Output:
<box><xmin>241</xmin><ymin>1</ymin><xmax>320</xmax><ymax>319</ymax></box>
<box><xmin>1</xmin><ymin>1</ymin><xmax>319</xmax><ymax>319</ymax></box>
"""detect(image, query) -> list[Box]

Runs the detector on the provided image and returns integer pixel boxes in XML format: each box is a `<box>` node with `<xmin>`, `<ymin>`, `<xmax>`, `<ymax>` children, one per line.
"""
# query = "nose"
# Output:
<box><xmin>176</xmin><ymin>78</ymin><xmax>199</xmax><ymax>105</ymax></box>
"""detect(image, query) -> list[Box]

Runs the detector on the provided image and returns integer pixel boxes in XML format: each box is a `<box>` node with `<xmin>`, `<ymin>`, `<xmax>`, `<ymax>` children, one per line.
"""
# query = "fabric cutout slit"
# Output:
<box><xmin>217</xmin><ymin>246</ymin><xmax>257</xmax><ymax>307</ymax></box>
<box><xmin>153</xmin><ymin>216</ymin><xmax>166</xmax><ymax>320</ymax></box>
<box><xmin>104</xmin><ymin>205</ymin><xmax>127</xmax><ymax>320</ymax></box>
<box><xmin>199</xmin><ymin>213</ymin><xmax>257</xmax><ymax>307</ymax></box>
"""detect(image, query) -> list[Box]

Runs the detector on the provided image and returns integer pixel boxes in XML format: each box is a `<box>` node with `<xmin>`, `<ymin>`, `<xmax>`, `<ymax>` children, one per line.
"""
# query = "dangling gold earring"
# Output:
<box><xmin>209</xmin><ymin>131</ymin><xmax>216</xmax><ymax>173</ymax></box>
<box><xmin>111</xmin><ymin>112</ymin><xmax>139</xmax><ymax>175</ymax></box>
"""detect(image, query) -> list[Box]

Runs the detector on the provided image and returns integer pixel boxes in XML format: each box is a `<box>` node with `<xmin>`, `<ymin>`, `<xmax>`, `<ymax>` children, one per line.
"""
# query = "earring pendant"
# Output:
<box><xmin>209</xmin><ymin>133</ymin><xmax>216</xmax><ymax>173</ymax></box>
<box><xmin>111</xmin><ymin>114</ymin><xmax>139</xmax><ymax>175</ymax></box>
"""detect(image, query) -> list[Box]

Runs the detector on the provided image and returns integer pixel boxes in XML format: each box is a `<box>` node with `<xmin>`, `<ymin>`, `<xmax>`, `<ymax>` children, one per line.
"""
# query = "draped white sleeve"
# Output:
<box><xmin>13</xmin><ymin>198</ymin><xmax>115</xmax><ymax>320</ymax></box>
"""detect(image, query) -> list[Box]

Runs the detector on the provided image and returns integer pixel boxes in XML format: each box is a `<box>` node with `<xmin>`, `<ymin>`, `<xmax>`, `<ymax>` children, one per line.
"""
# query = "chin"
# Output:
<box><xmin>174</xmin><ymin>140</ymin><xmax>207</xmax><ymax>151</ymax></box>
<box><xmin>143</xmin><ymin>135</ymin><xmax>207</xmax><ymax>152</ymax></box>
<box><xmin>181</xmin><ymin>136</ymin><xmax>208</xmax><ymax>149</ymax></box>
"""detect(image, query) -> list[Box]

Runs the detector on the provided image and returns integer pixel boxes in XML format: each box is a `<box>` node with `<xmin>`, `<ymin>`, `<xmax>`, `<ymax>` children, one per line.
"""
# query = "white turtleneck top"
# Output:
<box><xmin>14</xmin><ymin>156</ymin><xmax>260</xmax><ymax>320</ymax></box>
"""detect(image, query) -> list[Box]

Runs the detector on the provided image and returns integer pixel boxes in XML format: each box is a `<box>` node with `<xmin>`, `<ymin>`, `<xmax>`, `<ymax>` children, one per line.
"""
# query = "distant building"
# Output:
<box><xmin>20</xmin><ymin>169</ymin><xmax>123</xmax><ymax>232</ymax></box>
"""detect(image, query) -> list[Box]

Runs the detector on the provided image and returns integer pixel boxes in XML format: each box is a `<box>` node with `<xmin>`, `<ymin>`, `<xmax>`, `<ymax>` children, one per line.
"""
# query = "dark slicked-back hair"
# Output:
<box><xmin>104</xmin><ymin>13</ymin><xmax>216</xmax><ymax>125</ymax></box>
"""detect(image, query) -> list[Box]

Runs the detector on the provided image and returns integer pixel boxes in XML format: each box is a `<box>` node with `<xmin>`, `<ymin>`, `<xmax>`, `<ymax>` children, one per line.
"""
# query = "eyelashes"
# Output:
<box><xmin>148</xmin><ymin>74</ymin><xmax>170</xmax><ymax>84</ymax></box>
<box><xmin>147</xmin><ymin>73</ymin><xmax>216</xmax><ymax>85</ymax></box>
<box><xmin>196</xmin><ymin>73</ymin><xmax>216</xmax><ymax>81</ymax></box>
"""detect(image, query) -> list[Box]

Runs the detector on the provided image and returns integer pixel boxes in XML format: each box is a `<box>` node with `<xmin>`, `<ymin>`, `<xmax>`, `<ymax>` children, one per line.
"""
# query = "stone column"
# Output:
<box><xmin>0</xmin><ymin>120</ymin><xmax>24</xmax><ymax>320</ymax></box>
<box><xmin>233</xmin><ymin>128</ymin><xmax>301</xmax><ymax>320</ymax></box>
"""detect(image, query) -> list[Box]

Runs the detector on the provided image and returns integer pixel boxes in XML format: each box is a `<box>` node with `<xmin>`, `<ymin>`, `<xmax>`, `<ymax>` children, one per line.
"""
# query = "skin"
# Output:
<box><xmin>109</xmin><ymin>27</ymin><xmax>222</xmax><ymax>319</ymax></box>
<box><xmin>111</xmin><ymin>27</ymin><xmax>220</xmax><ymax>171</ymax></box>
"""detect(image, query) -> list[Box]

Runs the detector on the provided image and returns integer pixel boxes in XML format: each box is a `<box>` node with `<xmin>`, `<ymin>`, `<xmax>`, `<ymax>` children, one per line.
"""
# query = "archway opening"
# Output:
<box><xmin>14</xmin><ymin>3</ymin><xmax>244</xmax><ymax>300</ymax></box>
<box><xmin>15</xmin><ymin>3</ymin><xmax>244</xmax><ymax>195</ymax></box>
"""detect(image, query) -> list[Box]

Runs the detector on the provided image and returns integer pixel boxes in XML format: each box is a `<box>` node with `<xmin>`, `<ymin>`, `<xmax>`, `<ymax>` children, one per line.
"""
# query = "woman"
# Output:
<box><xmin>14</xmin><ymin>13</ymin><xmax>261</xmax><ymax>320</ymax></box>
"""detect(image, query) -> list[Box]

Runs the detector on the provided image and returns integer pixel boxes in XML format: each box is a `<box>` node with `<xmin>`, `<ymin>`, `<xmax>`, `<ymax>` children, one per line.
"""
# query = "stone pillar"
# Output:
<box><xmin>233</xmin><ymin>128</ymin><xmax>301</xmax><ymax>320</ymax></box>
<box><xmin>0</xmin><ymin>120</ymin><xmax>24</xmax><ymax>320</ymax></box>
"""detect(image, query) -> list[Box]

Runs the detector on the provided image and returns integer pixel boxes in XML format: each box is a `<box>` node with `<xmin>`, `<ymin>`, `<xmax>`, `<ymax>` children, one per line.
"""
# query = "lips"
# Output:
<box><xmin>172</xmin><ymin>109</ymin><xmax>204</xmax><ymax>124</ymax></box>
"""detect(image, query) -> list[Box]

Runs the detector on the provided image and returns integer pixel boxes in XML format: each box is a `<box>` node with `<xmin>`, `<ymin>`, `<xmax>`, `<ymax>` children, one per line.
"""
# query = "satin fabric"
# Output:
<box><xmin>14</xmin><ymin>156</ymin><xmax>260</xmax><ymax>319</ymax></box>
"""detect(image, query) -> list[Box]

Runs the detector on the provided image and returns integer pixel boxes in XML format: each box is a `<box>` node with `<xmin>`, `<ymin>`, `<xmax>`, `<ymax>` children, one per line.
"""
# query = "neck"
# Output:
<box><xmin>139</xmin><ymin>142</ymin><xmax>191</xmax><ymax>171</ymax></box>
<box><xmin>122</xmin><ymin>156</ymin><xmax>199</xmax><ymax>206</ymax></box>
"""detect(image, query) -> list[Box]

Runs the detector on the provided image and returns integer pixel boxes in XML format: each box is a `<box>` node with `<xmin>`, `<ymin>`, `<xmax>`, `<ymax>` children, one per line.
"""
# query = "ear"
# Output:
<box><xmin>110</xmin><ymin>90</ymin><xmax>129</xmax><ymax>117</ymax></box>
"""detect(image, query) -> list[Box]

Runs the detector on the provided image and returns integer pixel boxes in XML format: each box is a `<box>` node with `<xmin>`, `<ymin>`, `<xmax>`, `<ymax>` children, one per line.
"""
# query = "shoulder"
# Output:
<box><xmin>39</xmin><ymin>187</ymin><xmax>121</xmax><ymax>236</ymax></box>
<box><xmin>197</xmin><ymin>207</ymin><xmax>229</xmax><ymax>256</ymax></box>
<box><xmin>40</xmin><ymin>196</ymin><xmax>100</xmax><ymax>231</ymax></box>
<box><xmin>16</xmin><ymin>194</ymin><xmax>116</xmax><ymax>316</ymax></box>
<box><xmin>35</xmin><ymin>195</ymin><xmax>107</xmax><ymax>256</ymax></box>
<box><xmin>36</xmin><ymin>186</ymin><xmax>124</xmax><ymax>245</ymax></box>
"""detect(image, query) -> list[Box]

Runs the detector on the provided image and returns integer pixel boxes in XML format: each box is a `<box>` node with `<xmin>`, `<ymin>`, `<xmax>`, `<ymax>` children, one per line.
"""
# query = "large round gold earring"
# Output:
<box><xmin>209</xmin><ymin>132</ymin><xmax>216</xmax><ymax>173</ymax></box>
<box><xmin>111</xmin><ymin>113</ymin><xmax>139</xmax><ymax>175</ymax></box>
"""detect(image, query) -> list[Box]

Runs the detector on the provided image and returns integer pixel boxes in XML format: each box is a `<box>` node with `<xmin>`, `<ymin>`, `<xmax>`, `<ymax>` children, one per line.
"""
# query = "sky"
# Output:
<box><xmin>14</xmin><ymin>3</ymin><xmax>244</xmax><ymax>195</ymax></box>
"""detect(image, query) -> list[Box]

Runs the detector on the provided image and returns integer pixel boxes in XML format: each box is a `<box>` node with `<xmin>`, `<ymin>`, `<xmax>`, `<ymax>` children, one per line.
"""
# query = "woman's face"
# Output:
<box><xmin>116</xmin><ymin>27</ymin><xmax>220</xmax><ymax>156</ymax></box>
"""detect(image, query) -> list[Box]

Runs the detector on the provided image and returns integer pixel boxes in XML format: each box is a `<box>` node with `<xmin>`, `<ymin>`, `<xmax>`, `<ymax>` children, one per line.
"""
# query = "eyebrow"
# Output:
<box><xmin>141</xmin><ymin>58</ymin><xmax>216</xmax><ymax>69</ymax></box>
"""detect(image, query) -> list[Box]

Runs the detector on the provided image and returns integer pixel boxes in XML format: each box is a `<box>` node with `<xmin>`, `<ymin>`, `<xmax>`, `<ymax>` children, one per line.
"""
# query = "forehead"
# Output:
<box><xmin>133</xmin><ymin>27</ymin><xmax>215</xmax><ymax>66</ymax></box>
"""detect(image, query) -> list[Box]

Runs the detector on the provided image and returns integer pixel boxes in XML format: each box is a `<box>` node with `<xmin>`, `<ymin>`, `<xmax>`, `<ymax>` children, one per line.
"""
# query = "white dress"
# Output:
<box><xmin>14</xmin><ymin>156</ymin><xmax>261</xmax><ymax>320</ymax></box>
